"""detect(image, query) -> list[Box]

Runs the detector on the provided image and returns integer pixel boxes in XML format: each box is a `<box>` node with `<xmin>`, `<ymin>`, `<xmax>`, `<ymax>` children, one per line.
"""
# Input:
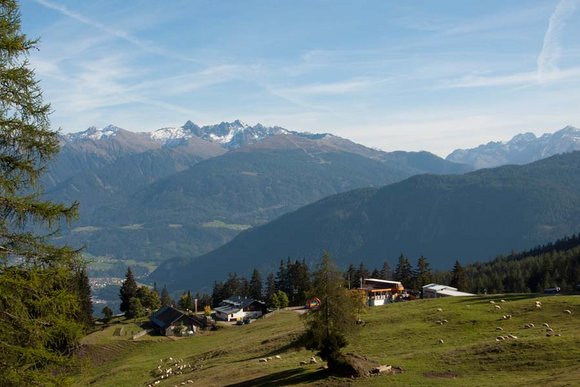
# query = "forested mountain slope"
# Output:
<box><xmin>151</xmin><ymin>152</ymin><xmax>580</xmax><ymax>291</ymax></box>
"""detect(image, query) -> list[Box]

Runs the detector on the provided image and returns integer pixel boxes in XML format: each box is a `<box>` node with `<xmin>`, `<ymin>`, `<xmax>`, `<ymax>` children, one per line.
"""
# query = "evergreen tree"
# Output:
<box><xmin>303</xmin><ymin>253</ymin><xmax>358</xmax><ymax>371</ymax></box>
<box><xmin>119</xmin><ymin>267</ymin><xmax>138</xmax><ymax>314</ymax></box>
<box><xmin>275</xmin><ymin>259</ymin><xmax>288</xmax><ymax>294</ymax></box>
<box><xmin>415</xmin><ymin>256</ymin><xmax>432</xmax><ymax>295</ymax></box>
<box><xmin>379</xmin><ymin>261</ymin><xmax>392</xmax><ymax>279</ymax></box>
<box><xmin>270</xmin><ymin>290</ymin><xmax>289</xmax><ymax>309</ymax></box>
<box><xmin>264</xmin><ymin>273</ymin><xmax>276</xmax><ymax>306</ymax></box>
<box><xmin>76</xmin><ymin>267</ymin><xmax>93</xmax><ymax>328</ymax></box>
<box><xmin>370</xmin><ymin>268</ymin><xmax>381</xmax><ymax>278</ymax></box>
<box><xmin>450</xmin><ymin>260</ymin><xmax>468</xmax><ymax>291</ymax></box>
<box><xmin>102</xmin><ymin>306</ymin><xmax>113</xmax><ymax>323</ymax></box>
<box><xmin>0</xmin><ymin>2</ymin><xmax>85</xmax><ymax>382</ymax></box>
<box><xmin>355</xmin><ymin>262</ymin><xmax>370</xmax><ymax>287</ymax></box>
<box><xmin>126</xmin><ymin>297</ymin><xmax>146</xmax><ymax>319</ymax></box>
<box><xmin>393</xmin><ymin>254</ymin><xmax>414</xmax><ymax>287</ymax></box>
<box><xmin>160</xmin><ymin>285</ymin><xmax>173</xmax><ymax>307</ymax></box>
<box><xmin>178</xmin><ymin>290</ymin><xmax>195</xmax><ymax>311</ymax></box>
<box><xmin>211</xmin><ymin>280</ymin><xmax>226</xmax><ymax>307</ymax></box>
<box><xmin>136</xmin><ymin>285</ymin><xmax>161</xmax><ymax>312</ymax></box>
<box><xmin>344</xmin><ymin>263</ymin><xmax>357</xmax><ymax>289</ymax></box>
<box><xmin>248</xmin><ymin>268</ymin><xmax>263</xmax><ymax>300</ymax></box>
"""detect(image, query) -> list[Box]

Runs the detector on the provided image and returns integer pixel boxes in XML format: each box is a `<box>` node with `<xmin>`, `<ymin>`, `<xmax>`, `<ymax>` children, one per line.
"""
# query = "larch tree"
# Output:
<box><xmin>303</xmin><ymin>253</ymin><xmax>358</xmax><ymax>372</ymax></box>
<box><xmin>0</xmin><ymin>0</ymin><xmax>85</xmax><ymax>384</ymax></box>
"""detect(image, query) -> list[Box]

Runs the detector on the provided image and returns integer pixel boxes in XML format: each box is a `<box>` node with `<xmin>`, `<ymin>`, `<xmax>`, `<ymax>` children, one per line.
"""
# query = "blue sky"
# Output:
<box><xmin>20</xmin><ymin>0</ymin><xmax>580</xmax><ymax>156</ymax></box>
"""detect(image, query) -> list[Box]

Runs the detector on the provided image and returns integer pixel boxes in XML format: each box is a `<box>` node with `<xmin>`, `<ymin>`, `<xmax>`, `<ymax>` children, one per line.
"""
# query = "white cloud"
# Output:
<box><xmin>276</xmin><ymin>78</ymin><xmax>382</xmax><ymax>96</ymax></box>
<box><xmin>439</xmin><ymin>67</ymin><xmax>580</xmax><ymax>89</ymax></box>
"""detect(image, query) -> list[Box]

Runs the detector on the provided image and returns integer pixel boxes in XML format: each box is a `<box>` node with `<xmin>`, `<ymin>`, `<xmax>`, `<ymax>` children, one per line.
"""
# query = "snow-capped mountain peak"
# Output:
<box><xmin>149</xmin><ymin>120</ymin><xmax>290</xmax><ymax>149</ymax></box>
<box><xmin>65</xmin><ymin>125</ymin><xmax>122</xmax><ymax>141</ymax></box>
<box><xmin>447</xmin><ymin>125</ymin><xmax>580</xmax><ymax>169</ymax></box>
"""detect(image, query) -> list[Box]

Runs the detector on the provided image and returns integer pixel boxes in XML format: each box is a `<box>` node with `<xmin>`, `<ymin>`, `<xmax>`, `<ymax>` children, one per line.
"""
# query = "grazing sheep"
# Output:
<box><xmin>437</xmin><ymin>308</ymin><xmax>443</xmax><ymax>312</ymax></box>
<box><xmin>546</xmin><ymin>333</ymin><xmax>552</xmax><ymax>337</ymax></box>
<box><xmin>500</xmin><ymin>299</ymin><xmax>506</xmax><ymax>303</ymax></box>
<box><xmin>496</xmin><ymin>336</ymin><xmax>505</xmax><ymax>341</ymax></box>
<box><xmin>524</xmin><ymin>324</ymin><xmax>531</xmax><ymax>329</ymax></box>
<box><xmin>535</xmin><ymin>304</ymin><xmax>542</xmax><ymax>309</ymax></box>
<box><xmin>267</xmin><ymin>357</ymin><xmax>272</xmax><ymax>361</ymax></box>
<box><xmin>564</xmin><ymin>309</ymin><xmax>572</xmax><ymax>314</ymax></box>
<box><xmin>436</xmin><ymin>321</ymin><xmax>443</xmax><ymax>325</ymax></box>
<box><xmin>259</xmin><ymin>358</ymin><xmax>268</xmax><ymax>363</ymax></box>
<box><xmin>496</xmin><ymin>327</ymin><xmax>504</xmax><ymax>331</ymax></box>
<box><xmin>489</xmin><ymin>300</ymin><xmax>495</xmax><ymax>304</ymax></box>
<box><xmin>542</xmin><ymin>323</ymin><xmax>549</xmax><ymax>328</ymax></box>
<box><xmin>275</xmin><ymin>355</ymin><xmax>281</xmax><ymax>359</ymax></box>
<box><xmin>494</xmin><ymin>305</ymin><xmax>501</xmax><ymax>310</ymax></box>
<box><xmin>546</xmin><ymin>328</ymin><xmax>554</xmax><ymax>333</ymax></box>
<box><xmin>555</xmin><ymin>333</ymin><xmax>561</xmax><ymax>337</ymax></box>
<box><xmin>438</xmin><ymin>339</ymin><xmax>444</xmax><ymax>344</ymax></box>
<box><xmin>508</xmin><ymin>334</ymin><xmax>518</xmax><ymax>340</ymax></box>
<box><xmin>310</xmin><ymin>356</ymin><xmax>318</xmax><ymax>364</ymax></box>
<box><xmin>300</xmin><ymin>361</ymin><xmax>307</xmax><ymax>366</ymax></box>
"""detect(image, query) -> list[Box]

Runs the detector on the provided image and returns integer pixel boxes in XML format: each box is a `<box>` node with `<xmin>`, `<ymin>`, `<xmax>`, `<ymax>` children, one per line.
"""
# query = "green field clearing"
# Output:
<box><xmin>73</xmin><ymin>294</ymin><xmax>580</xmax><ymax>386</ymax></box>
<box><xmin>201</xmin><ymin>220</ymin><xmax>252</xmax><ymax>231</ymax></box>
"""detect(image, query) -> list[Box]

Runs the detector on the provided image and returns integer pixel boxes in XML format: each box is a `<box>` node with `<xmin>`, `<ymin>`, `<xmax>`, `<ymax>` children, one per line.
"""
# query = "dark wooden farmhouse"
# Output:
<box><xmin>149</xmin><ymin>306</ymin><xmax>204</xmax><ymax>336</ymax></box>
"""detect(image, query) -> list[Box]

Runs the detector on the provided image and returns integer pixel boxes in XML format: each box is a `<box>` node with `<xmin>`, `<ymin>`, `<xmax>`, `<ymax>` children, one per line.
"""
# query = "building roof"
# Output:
<box><xmin>214</xmin><ymin>296</ymin><xmax>265</xmax><ymax>315</ymax></box>
<box><xmin>423</xmin><ymin>283</ymin><xmax>475</xmax><ymax>297</ymax></box>
<box><xmin>150</xmin><ymin>306</ymin><xmax>187</xmax><ymax>329</ymax></box>
<box><xmin>364</xmin><ymin>278</ymin><xmax>403</xmax><ymax>286</ymax></box>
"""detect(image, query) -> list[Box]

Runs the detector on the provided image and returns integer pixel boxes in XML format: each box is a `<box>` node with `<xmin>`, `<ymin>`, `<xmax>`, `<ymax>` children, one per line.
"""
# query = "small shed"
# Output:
<box><xmin>214</xmin><ymin>296</ymin><xmax>267</xmax><ymax>322</ymax></box>
<box><xmin>149</xmin><ymin>306</ymin><xmax>201</xmax><ymax>336</ymax></box>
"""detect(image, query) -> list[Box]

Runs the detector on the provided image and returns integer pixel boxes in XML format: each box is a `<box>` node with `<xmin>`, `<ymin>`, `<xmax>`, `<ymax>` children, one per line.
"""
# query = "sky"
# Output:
<box><xmin>19</xmin><ymin>0</ymin><xmax>580</xmax><ymax>156</ymax></box>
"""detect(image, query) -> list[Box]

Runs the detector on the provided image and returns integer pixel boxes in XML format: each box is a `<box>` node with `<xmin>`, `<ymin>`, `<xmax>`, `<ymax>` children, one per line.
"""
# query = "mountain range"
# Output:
<box><xmin>150</xmin><ymin>151</ymin><xmax>580</xmax><ymax>292</ymax></box>
<box><xmin>45</xmin><ymin>121</ymin><xmax>469</xmax><ymax>263</ymax></box>
<box><xmin>446</xmin><ymin>126</ymin><xmax>580</xmax><ymax>169</ymax></box>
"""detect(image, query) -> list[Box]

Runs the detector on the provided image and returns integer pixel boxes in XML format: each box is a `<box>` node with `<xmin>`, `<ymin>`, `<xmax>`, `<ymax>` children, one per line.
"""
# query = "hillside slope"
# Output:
<box><xmin>73</xmin><ymin>294</ymin><xmax>580</xmax><ymax>386</ymax></box>
<box><xmin>151</xmin><ymin>152</ymin><xmax>580</xmax><ymax>291</ymax></box>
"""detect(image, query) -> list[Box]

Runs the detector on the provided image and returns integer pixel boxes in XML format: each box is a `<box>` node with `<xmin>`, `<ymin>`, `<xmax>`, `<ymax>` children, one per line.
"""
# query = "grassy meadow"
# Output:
<box><xmin>74</xmin><ymin>294</ymin><xmax>580</xmax><ymax>386</ymax></box>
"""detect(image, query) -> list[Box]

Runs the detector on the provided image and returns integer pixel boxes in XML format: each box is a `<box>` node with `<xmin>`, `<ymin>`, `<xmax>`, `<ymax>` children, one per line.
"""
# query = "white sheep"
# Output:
<box><xmin>500</xmin><ymin>299</ymin><xmax>506</xmax><ymax>303</ymax></box>
<box><xmin>508</xmin><ymin>334</ymin><xmax>518</xmax><ymax>339</ymax></box>
<box><xmin>300</xmin><ymin>361</ymin><xmax>307</xmax><ymax>366</ymax></box>
<box><xmin>489</xmin><ymin>300</ymin><xmax>495</xmax><ymax>304</ymax></box>
<box><xmin>259</xmin><ymin>358</ymin><xmax>268</xmax><ymax>363</ymax></box>
<box><xmin>436</xmin><ymin>308</ymin><xmax>443</xmax><ymax>312</ymax></box>
<box><xmin>546</xmin><ymin>327</ymin><xmax>554</xmax><ymax>333</ymax></box>
<box><xmin>564</xmin><ymin>309</ymin><xmax>572</xmax><ymax>314</ymax></box>
<box><xmin>310</xmin><ymin>356</ymin><xmax>318</xmax><ymax>364</ymax></box>
<box><xmin>494</xmin><ymin>305</ymin><xmax>501</xmax><ymax>310</ymax></box>
<box><xmin>542</xmin><ymin>322</ymin><xmax>549</xmax><ymax>328</ymax></box>
<box><xmin>496</xmin><ymin>327</ymin><xmax>504</xmax><ymax>331</ymax></box>
<box><xmin>275</xmin><ymin>355</ymin><xmax>281</xmax><ymax>359</ymax></box>
<box><xmin>267</xmin><ymin>357</ymin><xmax>272</xmax><ymax>361</ymax></box>
<box><xmin>441</xmin><ymin>319</ymin><xmax>448</xmax><ymax>323</ymax></box>
<box><xmin>438</xmin><ymin>339</ymin><xmax>444</xmax><ymax>344</ymax></box>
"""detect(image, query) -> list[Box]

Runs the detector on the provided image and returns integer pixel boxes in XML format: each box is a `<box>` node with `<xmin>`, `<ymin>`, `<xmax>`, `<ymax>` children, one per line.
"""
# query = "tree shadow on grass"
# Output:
<box><xmin>224</xmin><ymin>368</ymin><xmax>330</xmax><ymax>386</ymax></box>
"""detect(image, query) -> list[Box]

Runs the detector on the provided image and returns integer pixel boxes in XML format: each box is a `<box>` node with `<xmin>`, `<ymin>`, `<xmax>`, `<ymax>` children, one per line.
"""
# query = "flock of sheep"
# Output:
<box><xmin>147</xmin><ymin>357</ymin><xmax>195</xmax><ymax>386</ymax></box>
<box><xmin>435</xmin><ymin>298</ymin><xmax>573</xmax><ymax>345</ymax></box>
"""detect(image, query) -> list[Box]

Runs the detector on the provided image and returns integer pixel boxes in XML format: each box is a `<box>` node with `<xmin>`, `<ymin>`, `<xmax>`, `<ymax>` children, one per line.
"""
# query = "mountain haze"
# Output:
<box><xmin>447</xmin><ymin>125</ymin><xmax>580</xmax><ymax>169</ymax></box>
<box><xmin>48</xmin><ymin>121</ymin><xmax>469</xmax><ymax>262</ymax></box>
<box><xmin>151</xmin><ymin>151</ymin><xmax>580</xmax><ymax>292</ymax></box>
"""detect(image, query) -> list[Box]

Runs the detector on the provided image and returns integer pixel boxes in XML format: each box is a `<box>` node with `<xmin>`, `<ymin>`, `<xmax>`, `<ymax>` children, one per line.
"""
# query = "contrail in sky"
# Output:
<box><xmin>34</xmin><ymin>0</ymin><xmax>200</xmax><ymax>64</ymax></box>
<box><xmin>537</xmin><ymin>0</ymin><xmax>578</xmax><ymax>81</ymax></box>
